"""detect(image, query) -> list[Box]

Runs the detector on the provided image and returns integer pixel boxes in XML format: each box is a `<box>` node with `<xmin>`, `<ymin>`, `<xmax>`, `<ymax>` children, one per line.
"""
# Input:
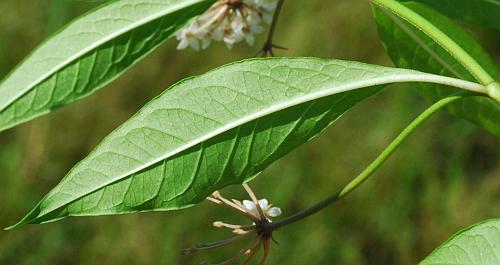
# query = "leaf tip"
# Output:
<box><xmin>5</xmin><ymin>202</ymin><xmax>45</xmax><ymax>230</ymax></box>
<box><xmin>4</xmin><ymin>220</ymin><xmax>25</xmax><ymax>231</ymax></box>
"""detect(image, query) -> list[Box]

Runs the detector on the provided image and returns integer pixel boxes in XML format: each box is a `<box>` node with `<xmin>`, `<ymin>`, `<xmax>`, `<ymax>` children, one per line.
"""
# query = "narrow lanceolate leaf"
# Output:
<box><xmin>0</xmin><ymin>0</ymin><xmax>215</xmax><ymax>132</ymax></box>
<box><xmin>420</xmin><ymin>219</ymin><xmax>500</xmax><ymax>265</ymax></box>
<box><xmin>373</xmin><ymin>2</ymin><xmax>500</xmax><ymax>136</ymax></box>
<box><xmin>8</xmin><ymin>57</ymin><xmax>484</xmax><ymax>229</ymax></box>
<box><xmin>400</xmin><ymin>0</ymin><xmax>500</xmax><ymax>29</ymax></box>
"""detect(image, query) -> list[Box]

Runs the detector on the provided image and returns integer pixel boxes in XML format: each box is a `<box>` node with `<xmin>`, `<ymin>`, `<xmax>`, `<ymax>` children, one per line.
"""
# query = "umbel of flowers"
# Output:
<box><xmin>184</xmin><ymin>184</ymin><xmax>282</xmax><ymax>265</ymax></box>
<box><xmin>176</xmin><ymin>0</ymin><xmax>279</xmax><ymax>50</ymax></box>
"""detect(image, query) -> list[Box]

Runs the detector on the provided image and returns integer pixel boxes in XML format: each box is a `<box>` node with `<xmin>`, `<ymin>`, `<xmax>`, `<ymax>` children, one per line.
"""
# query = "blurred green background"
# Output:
<box><xmin>0</xmin><ymin>0</ymin><xmax>499</xmax><ymax>264</ymax></box>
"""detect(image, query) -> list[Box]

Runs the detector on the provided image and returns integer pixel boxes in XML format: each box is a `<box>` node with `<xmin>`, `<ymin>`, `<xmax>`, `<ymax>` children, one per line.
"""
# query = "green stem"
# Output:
<box><xmin>268</xmin><ymin>95</ymin><xmax>463</xmax><ymax>230</ymax></box>
<box><xmin>487</xmin><ymin>82</ymin><xmax>500</xmax><ymax>103</ymax></box>
<box><xmin>371</xmin><ymin>0</ymin><xmax>500</xmax><ymax>101</ymax></box>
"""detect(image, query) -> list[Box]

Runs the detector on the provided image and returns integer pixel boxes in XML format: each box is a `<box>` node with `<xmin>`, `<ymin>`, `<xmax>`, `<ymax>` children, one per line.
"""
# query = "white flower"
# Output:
<box><xmin>176</xmin><ymin>25</ymin><xmax>200</xmax><ymax>50</ymax></box>
<box><xmin>176</xmin><ymin>0</ymin><xmax>279</xmax><ymax>50</ymax></box>
<box><xmin>206</xmin><ymin>185</ymin><xmax>283</xmax><ymax>229</ymax></box>
<box><xmin>189</xmin><ymin>184</ymin><xmax>281</xmax><ymax>264</ymax></box>
<box><xmin>242</xmin><ymin>199</ymin><xmax>282</xmax><ymax>218</ymax></box>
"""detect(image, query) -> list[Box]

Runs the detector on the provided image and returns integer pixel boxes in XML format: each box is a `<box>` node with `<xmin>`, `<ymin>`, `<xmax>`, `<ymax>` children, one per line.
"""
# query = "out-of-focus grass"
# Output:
<box><xmin>0</xmin><ymin>0</ymin><xmax>499</xmax><ymax>264</ymax></box>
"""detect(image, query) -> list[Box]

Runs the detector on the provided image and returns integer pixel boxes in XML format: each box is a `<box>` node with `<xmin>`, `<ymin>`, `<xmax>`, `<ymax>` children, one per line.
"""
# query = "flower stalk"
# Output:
<box><xmin>258</xmin><ymin>0</ymin><xmax>286</xmax><ymax>56</ymax></box>
<box><xmin>267</xmin><ymin>94</ymin><xmax>465</xmax><ymax>230</ymax></box>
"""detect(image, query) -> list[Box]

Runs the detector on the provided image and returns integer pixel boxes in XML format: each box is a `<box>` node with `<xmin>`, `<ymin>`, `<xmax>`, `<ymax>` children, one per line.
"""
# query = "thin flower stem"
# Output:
<box><xmin>258</xmin><ymin>238</ymin><xmax>271</xmax><ymax>265</ymax></box>
<box><xmin>196</xmin><ymin>5</ymin><xmax>229</xmax><ymax>33</ymax></box>
<box><xmin>265</xmin><ymin>0</ymin><xmax>284</xmax><ymax>45</ymax></box>
<box><xmin>184</xmin><ymin>233</ymin><xmax>251</xmax><ymax>253</ymax></box>
<box><xmin>209</xmin><ymin>237</ymin><xmax>260</xmax><ymax>265</ymax></box>
<box><xmin>243</xmin><ymin>184</ymin><xmax>266</xmax><ymax>219</ymax></box>
<box><xmin>241</xmin><ymin>241</ymin><xmax>261</xmax><ymax>265</ymax></box>
<box><xmin>259</xmin><ymin>0</ymin><xmax>286</xmax><ymax>56</ymax></box>
<box><xmin>268</xmin><ymin>94</ymin><xmax>465</xmax><ymax>230</ymax></box>
<box><xmin>208</xmin><ymin>194</ymin><xmax>260</xmax><ymax>221</ymax></box>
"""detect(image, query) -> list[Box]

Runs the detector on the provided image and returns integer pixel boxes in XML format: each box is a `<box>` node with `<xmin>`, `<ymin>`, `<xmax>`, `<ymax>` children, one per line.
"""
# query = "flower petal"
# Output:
<box><xmin>267</xmin><ymin>207</ymin><xmax>282</xmax><ymax>217</ymax></box>
<box><xmin>258</xmin><ymin>199</ymin><xmax>268</xmax><ymax>210</ymax></box>
<box><xmin>242</xmin><ymin>200</ymin><xmax>256</xmax><ymax>212</ymax></box>
<box><xmin>176</xmin><ymin>39</ymin><xmax>189</xmax><ymax>50</ymax></box>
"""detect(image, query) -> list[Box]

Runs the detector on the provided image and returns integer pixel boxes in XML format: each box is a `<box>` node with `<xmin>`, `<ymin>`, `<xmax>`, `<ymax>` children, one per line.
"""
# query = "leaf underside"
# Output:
<box><xmin>373</xmin><ymin>1</ymin><xmax>500</xmax><ymax>136</ymax></box>
<box><xmin>0</xmin><ymin>0</ymin><xmax>214</xmax><ymax>132</ymax></box>
<box><xmin>420</xmin><ymin>219</ymin><xmax>500</xmax><ymax>265</ymax></box>
<box><xmin>9</xmin><ymin>57</ymin><xmax>475</xmax><ymax>229</ymax></box>
<box><xmin>400</xmin><ymin>0</ymin><xmax>500</xmax><ymax>29</ymax></box>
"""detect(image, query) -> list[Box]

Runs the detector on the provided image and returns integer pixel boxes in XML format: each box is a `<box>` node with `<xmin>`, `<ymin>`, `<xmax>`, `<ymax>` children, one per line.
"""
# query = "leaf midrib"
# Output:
<box><xmin>0</xmin><ymin>0</ymin><xmax>207</xmax><ymax>112</ymax></box>
<box><xmin>36</xmin><ymin>70</ymin><xmax>483</xmax><ymax>218</ymax></box>
<box><xmin>384</xmin><ymin>10</ymin><xmax>466</xmax><ymax>80</ymax></box>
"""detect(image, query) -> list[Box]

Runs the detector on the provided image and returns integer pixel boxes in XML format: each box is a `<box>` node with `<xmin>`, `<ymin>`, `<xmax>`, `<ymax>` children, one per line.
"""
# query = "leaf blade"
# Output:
<box><xmin>420</xmin><ymin>219</ymin><xmax>500</xmax><ymax>265</ymax></box>
<box><xmin>373</xmin><ymin>1</ymin><xmax>500</xmax><ymax>136</ymax></box>
<box><xmin>401</xmin><ymin>0</ymin><xmax>500</xmax><ymax>29</ymax></box>
<box><xmin>0</xmin><ymin>0</ymin><xmax>215</xmax><ymax>132</ymax></box>
<box><xmin>8</xmin><ymin>57</ymin><xmax>483</xmax><ymax>229</ymax></box>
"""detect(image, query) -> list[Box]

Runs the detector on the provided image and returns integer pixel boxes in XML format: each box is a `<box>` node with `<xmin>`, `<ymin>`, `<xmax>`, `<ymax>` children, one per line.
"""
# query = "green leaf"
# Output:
<box><xmin>420</xmin><ymin>219</ymin><xmax>500</xmax><ymax>265</ymax></box>
<box><xmin>0</xmin><ymin>0</ymin><xmax>215</xmax><ymax>132</ymax></box>
<box><xmin>373</xmin><ymin>1</ymin><xmax>500</xmax><ymax>136</ymax></box>
<box><xmin>400</xmin><ymin>0</ymin><xmax>500</xmax><ymax>29</ymax></box>
<box><xmin>7</xmin><ymin>57</ymin><xmax>483</xmax><ymax>229</ymax></box>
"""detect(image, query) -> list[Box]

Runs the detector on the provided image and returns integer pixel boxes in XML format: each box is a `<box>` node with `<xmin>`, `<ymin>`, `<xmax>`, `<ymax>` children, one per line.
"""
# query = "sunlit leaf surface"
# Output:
<box><xmin>9</xmin><ymin>57</ymin><xmax>481</xmax><ymax>228</ymax></box>
<box><xmin>421</xmin><ymin>219</ymin><xmax>500</xmax><ymax>265</ymax></box>
<box><xmin>0</xmin><ymin>0</ymin><xmax>214</xmax><ymax>132</ymax></box>
<box><xmin>374</xmin><ymin>2</ymin><xmax>500</xmax><ymax>136</ymax></box>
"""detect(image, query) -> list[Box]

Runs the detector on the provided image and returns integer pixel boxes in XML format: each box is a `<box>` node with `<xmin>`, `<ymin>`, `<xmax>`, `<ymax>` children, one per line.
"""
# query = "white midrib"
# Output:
<box><xmin>0</xmin><ymin>0</ymin><xmax>208</xmax><ymax>111</ymax></box>
<box><xmin>36</xmin><ymin>71</ymin><xmax>485</xmax><ymax>218</ymax></box>
<box><xmin>384</xmin><ymin>10</ymin><xmax>465</xmax><ymax>80</ymax></box>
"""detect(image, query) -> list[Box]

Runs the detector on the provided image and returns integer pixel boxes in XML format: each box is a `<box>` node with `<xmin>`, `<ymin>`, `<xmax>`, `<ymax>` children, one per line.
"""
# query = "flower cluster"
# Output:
<box><xmin>184</xmin><ymin>184</ymin><xmax>281</xmax><ymax>265</ymax></box>
<box><xmin>176</xmin><ymin>0</ymin><xmax>279</xmax><ymax>50</ymax></box>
